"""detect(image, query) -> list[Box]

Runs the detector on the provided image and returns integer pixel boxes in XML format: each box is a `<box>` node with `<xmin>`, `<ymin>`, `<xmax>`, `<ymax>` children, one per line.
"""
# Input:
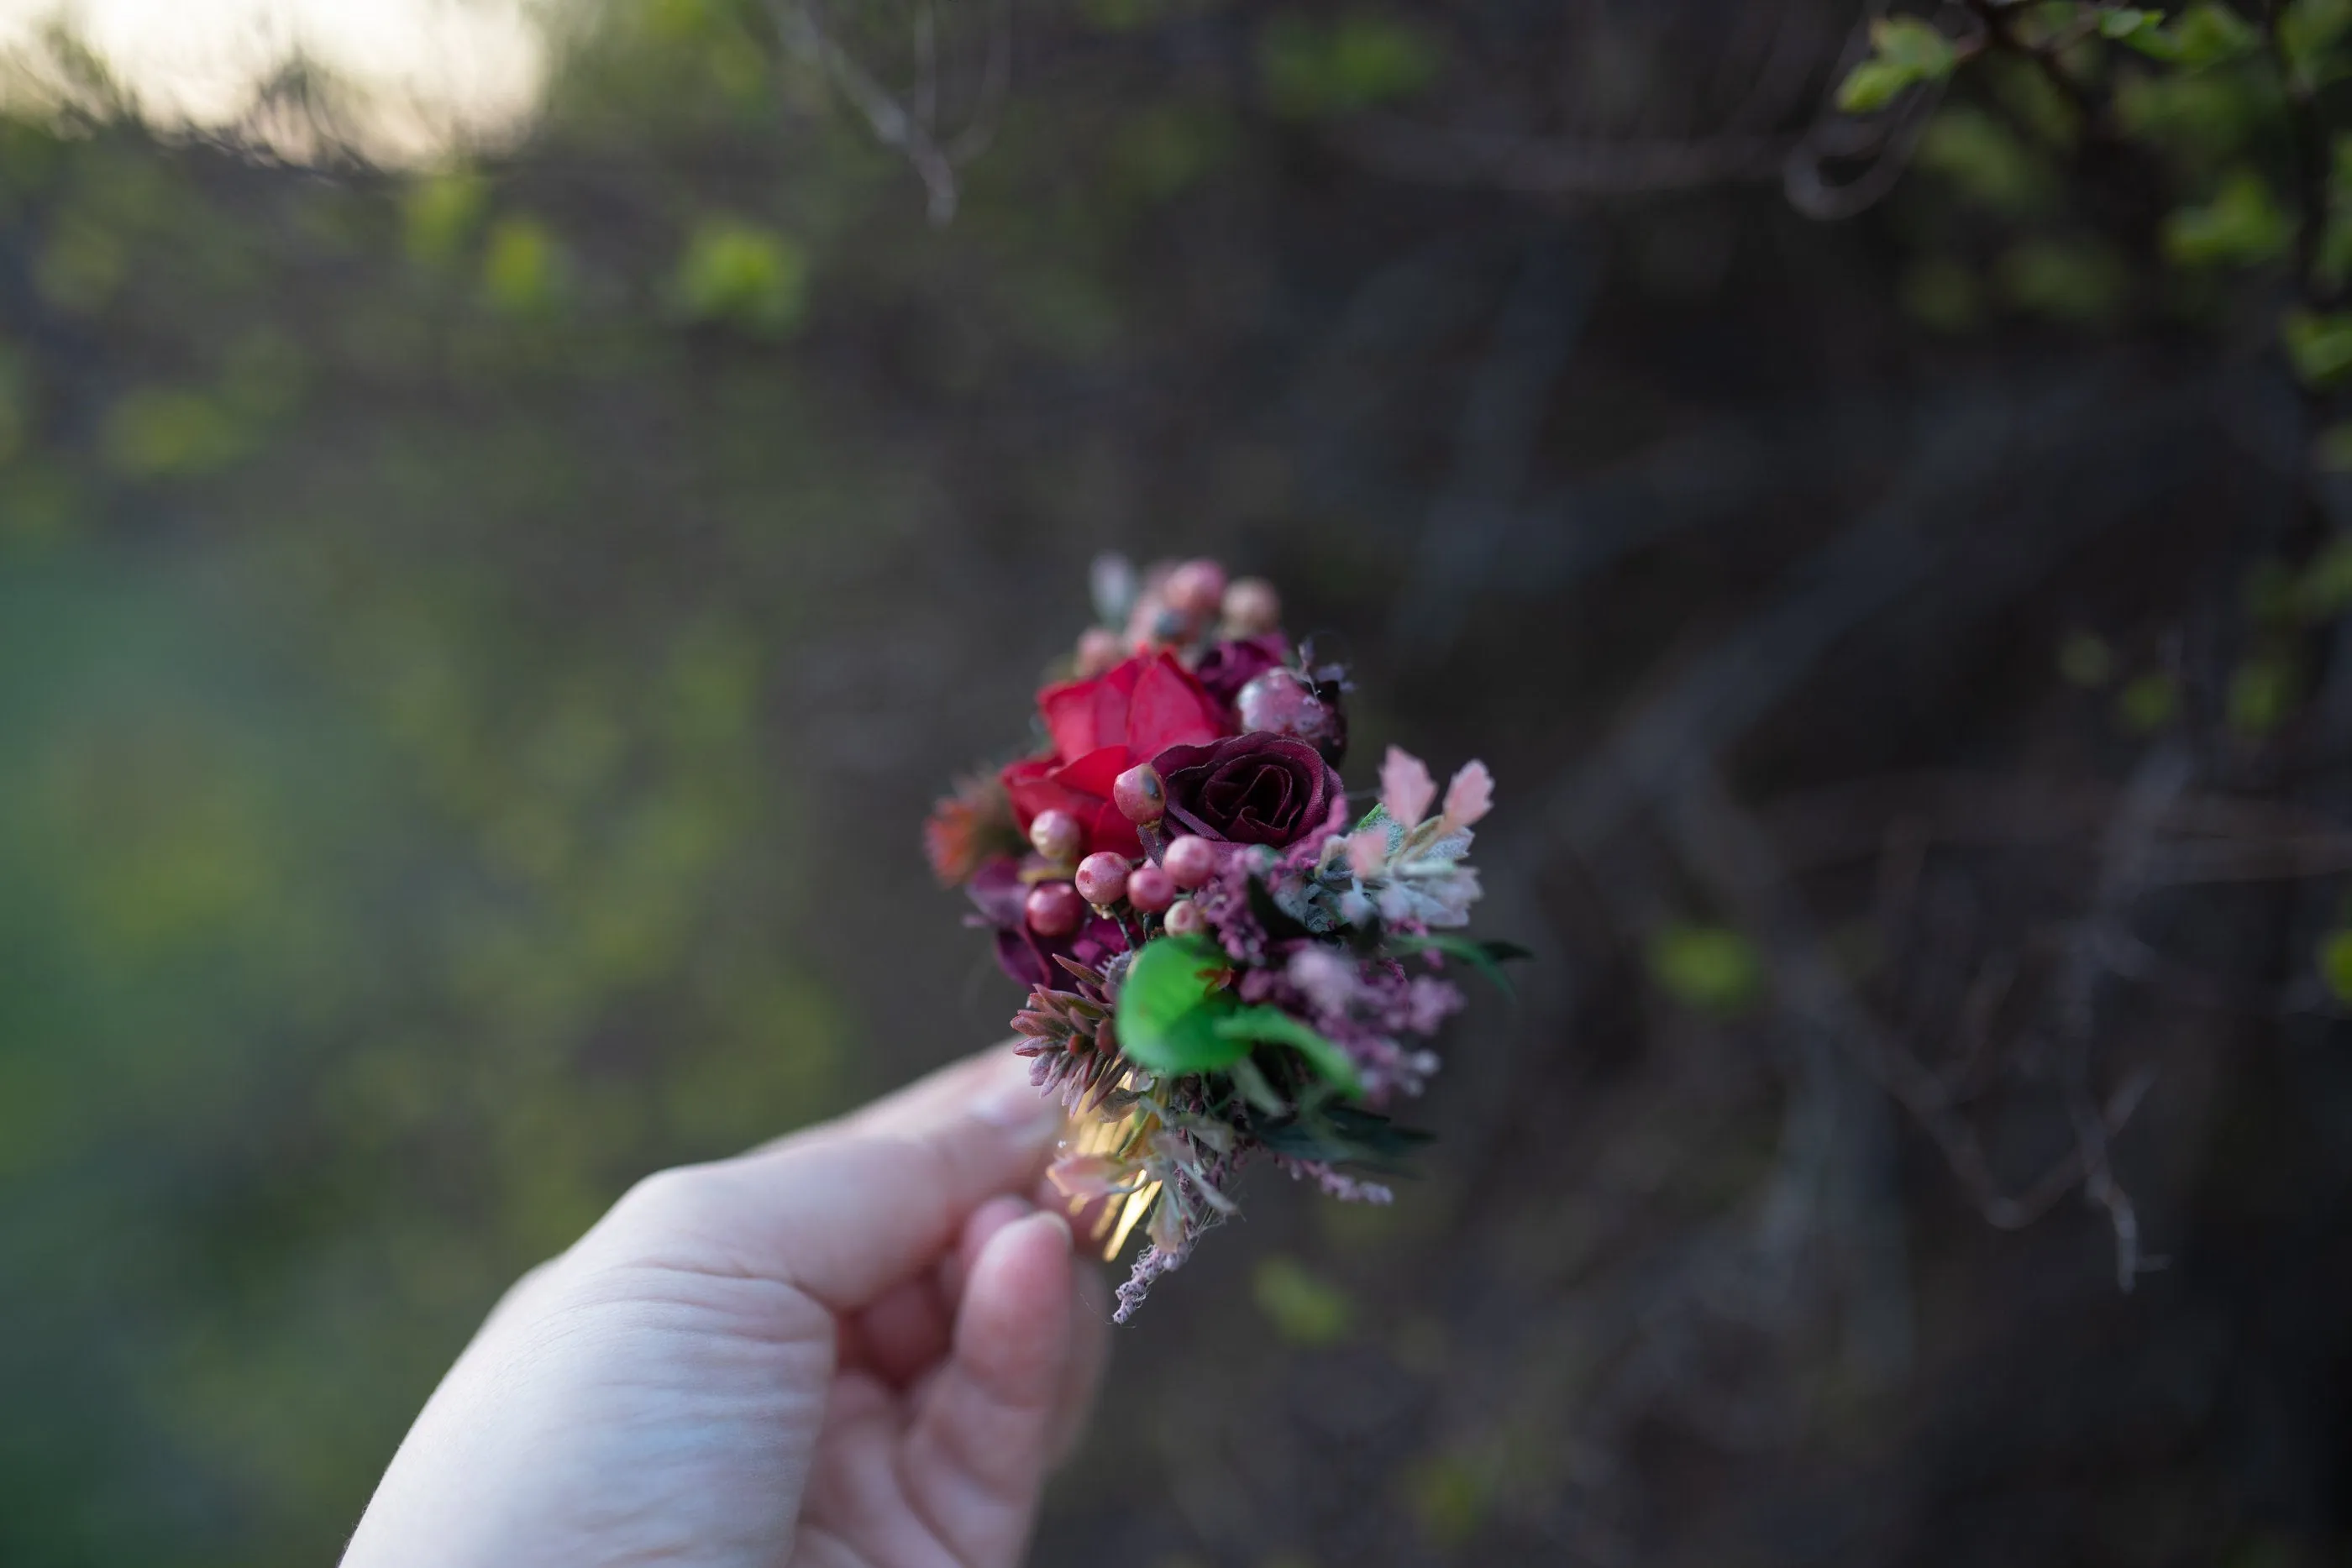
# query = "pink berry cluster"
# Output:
<box><xmin>1018</xmin><ymin>791</ymin><xmax>1221</xmax><ymax>941</ymax></box>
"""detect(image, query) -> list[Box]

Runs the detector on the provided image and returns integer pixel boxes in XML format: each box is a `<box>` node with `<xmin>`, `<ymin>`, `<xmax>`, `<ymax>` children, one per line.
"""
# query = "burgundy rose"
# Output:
<box><xmin>1192</xmin><ymin>633</ymin><xmax>1289</xmax><ymax>706</ymax></box>
<box><xmin>1152</xmin><ymin>733</ymin><xmax>1342</xmax><ymax>847</ymax></box>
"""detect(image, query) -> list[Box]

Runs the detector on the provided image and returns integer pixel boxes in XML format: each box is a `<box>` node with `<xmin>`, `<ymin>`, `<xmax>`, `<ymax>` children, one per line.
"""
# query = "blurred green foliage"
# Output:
<box><xmin>2318</xmin><ymin>926</ymin><xmax>2352</xmax><ymax>1001</ymax></box>
<box><xmin>1249</xmin><ymin>1254</ymin><xmax>1354</xmax><ymax>1346</ymax></box>
<box><xmin>1838</xmin><ymin>17</ymin><xmax>1958</xmax><ymax>114</ymax></box>
<box><xmin>669</xmin><ymin>218</ymin><xmax>809</xmax><ymax>337</ymax></box>
<box><xmin>1851</xmin><ymin>1</ymin><xmax>2352</xmax><ymax>754</ymax></box>
<box><xmin>1257</xmin><ymin>11</ymin><xmax>1441</xmax><ymax>119</ymax></box>
<box><xmin>0</xmin><ymin>7</ymin><xmax>930</xmax><ymax>1558</ymax></box>
<box><xmin>1647</xmin><ymin>924</ymin><xmax>1765</xmax><ymax>1018</ymax></box>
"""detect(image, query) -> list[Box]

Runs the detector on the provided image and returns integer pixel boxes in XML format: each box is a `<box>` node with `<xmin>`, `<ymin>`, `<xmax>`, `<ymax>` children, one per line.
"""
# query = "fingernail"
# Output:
<box><xmin>972</xmin><ymin>1071</ymin><xmax>1064</xmax><ymax>1139</ymax></box>
<box><xmin>1000</xmin><ymin>1206</ymin><xmax>1073</xmax><ymax>1256</ymax></box>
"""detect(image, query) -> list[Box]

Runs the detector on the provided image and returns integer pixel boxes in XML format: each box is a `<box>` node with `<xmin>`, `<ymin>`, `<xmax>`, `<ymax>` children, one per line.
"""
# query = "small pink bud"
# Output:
<box><xmin>1126</xmin><ymin>863</ymin><xmax>1177</xmax><ymax>913</ymax></box>
<box><xmin>1112</xmin><ymin>762</ymin><xmax>1166</xmax><ymax>825</ymax></box>
<box><xmin>1026</xmin><ymin>881</ymin><xmax>1084</xmax><ymax>936</ymax></box>
<box><xmin>1074</xmin><ymin>627</ymin><xmax>1123</xmax><ymax>677</ymax></box>
<box><xmin>1163</xmin><ymin>898</ymin><xmax>1209</xmax><ymax>936</ymax></box>
<box><xmin>1163</xmin><ymin>559</ymin><xmax>1227</xmax><ymax>621</ymax></box>
<box><xmin>1163</xmin><ymin>834</ymin><xmax>1217</xmax><ymax>889</ymax></box>
<box><xmin>1221</xmin><ymin>576</ymin><xmax>1281</xmax><ymax>636</ymax></box>
<box><xmin>1028</xmin><ymin>809</ymin><xmax>1084</xmax><ymax>864</ymax></box>
<box><xmin>1074</xmin><ymin>852</ymin><xmax>1131</xmax><ymax>906</ymax></box>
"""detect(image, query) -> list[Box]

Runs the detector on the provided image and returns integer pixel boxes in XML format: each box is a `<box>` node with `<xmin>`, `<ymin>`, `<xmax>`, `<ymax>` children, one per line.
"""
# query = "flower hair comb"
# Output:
<box><xmin>927</xmin><ymin>556</ymin><xmax>1517</xmax><ymax>1319</ymax></box>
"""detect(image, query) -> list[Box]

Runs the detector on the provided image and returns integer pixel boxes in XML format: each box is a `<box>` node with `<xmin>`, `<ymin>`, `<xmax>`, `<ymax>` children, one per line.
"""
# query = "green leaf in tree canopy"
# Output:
<box><xmin>1836</xmin><ymin>60</ymin><xmax>1913</xmax><ymax>114</ymax></box>
<box><xmin>2284</xmin><ymin>308</ymin><xmax>2352</xmax><ymax>386</ymax></box>
<box><xmin>1215</xmin><ymin>1005</ymin><xmax>1363</xmax><ymax>1096</ymax></box>
<box><xmin>2290</xmin><ymin>536</ymin><xmax>2352</xmax><ymax>617</ymax></box>
<box><xmin>2319</xmin><ymin>928</ymin><xmax>2352</xmax><ymax>1004</ymax></box>
<box><xmin>1116</xmin><ymin>936</ymin><xmax>1248</xmax><ymax>1074</ymax></box>
<box><xmin>2059</xmin><ymin>632</ymin><xmax>2117</xmax><ymax>688</ymax></box>
<box><xmin>1835</xmin><ymin>18</ymin><xmax>1957</xmax><ymax>113</ymax></box>
<box><xmin>2118</xmin><ymin>670</ymin><xmax>2181</xmax><ymax>732</ymax></box>
<box><xmin>669</xmin><ymin>218</ymin><xmax>808</xmax><ymax>338</ymax></box>
<box><xmin>480</xmin><ymin>216</ymin><xmax>566</xmax><ymax>315</ymax></box>
<box><xmin>2163</xmin><ymin>172</ymin><xmax>2294</xmax><ymax>266</ymax></box>
<box><xmin>1252</xmin><ymin>1256</ymin><xmax>1354</xmax><ymax>1345</ymax></box>
<box><xmin>1918</xmin><ymin>107</ymin><xmax>2055</xmax><ymax>214</ymax></box>
<box><xmin>1998</xmin><ymin>237</ymin><xmax>2131</xmax><ymax>324</ymax></box>
<box><xmin>402</xmin><ymin>171</ymin><xmax>486</xmax><ymax>267</ymax></box>
<box><xmin>2281</xmin><ymin>0</ymin><xmax>2352</xmax><ymax>83</ymax></box>
<box><xmin>2169</xmin><ymin>3</ymin><xmax>2263</xmax><ymax>66</ymax></box>
<box><xmin>1258</xmin><ymin>13</ymin><xmax>1441</xmax><ymax>119</ymax></box>
<box><xmin>1649</xmin><ymin>924</ymin><xmax>1763</xmax><ymax>1017</ymax></box>
<box><xmin>2227</xmin><ymin>654</ymin><xmax>2298</xmax><ymax>736</ymax></box>
<box><xmin>1874</xmin><ymin>15</ymin><xmax>1956</xmax><ymax>73</ymax></box>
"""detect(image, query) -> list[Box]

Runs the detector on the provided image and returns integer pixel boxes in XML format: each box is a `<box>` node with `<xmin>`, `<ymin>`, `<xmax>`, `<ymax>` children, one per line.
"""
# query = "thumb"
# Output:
<box><xmin>574</xmin><ymin>1049</ymin><xmax>1066</xmax><ymax>1313</ymax></box>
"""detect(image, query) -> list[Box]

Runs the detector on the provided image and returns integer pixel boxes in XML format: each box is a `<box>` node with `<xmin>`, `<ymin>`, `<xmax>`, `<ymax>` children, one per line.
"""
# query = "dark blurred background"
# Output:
<box><xmin>3</xmin><ymin>1</ymin><xmax>2349</xmax><ymax>1564</ymax></box>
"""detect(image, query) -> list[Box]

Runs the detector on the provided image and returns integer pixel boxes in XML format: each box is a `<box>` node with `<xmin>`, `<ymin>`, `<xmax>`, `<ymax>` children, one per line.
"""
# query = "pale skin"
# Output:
<box><xmin>344</xmin><ymin>1049</ymin><xmax>1109</xmax><ymax>1568</ymax></box>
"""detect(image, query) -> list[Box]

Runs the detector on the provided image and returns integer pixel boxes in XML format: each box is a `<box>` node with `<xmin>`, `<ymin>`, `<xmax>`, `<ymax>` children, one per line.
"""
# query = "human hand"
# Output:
<box><xmin>344</xmin><ymin>1048</ymin><xmax>1107</xmax><ymax>1568</ymax></box>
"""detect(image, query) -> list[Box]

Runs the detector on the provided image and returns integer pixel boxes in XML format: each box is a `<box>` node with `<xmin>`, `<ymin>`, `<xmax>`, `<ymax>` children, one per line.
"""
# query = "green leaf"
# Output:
<box><xmin>2290</xmin><ymin>535</ymin><xmax>2352</xmax><ymax>617</ymax></box>
<box><xmin>1215</xmin><ymin>1006</ymin><xmax>1363</xmax><ymax>1096</ymax></box>
<box><xmin>1258</xmin><ymin>13</ymin><xmax>1441</xmax><ymax>119</ymax></box>
<box><xmin>1836</xmin><ymin>60</ymin><xmax>1915</xmax><ymax>114</ymax></box>
<box><xmin>1917</xmin><ymin>107</ymin><xmax>2054</xmax><ymax>214</ymax></box>
<box><xmin>2059</xmin><ymin>632</ymin><xmax>2116</xmax><ymax>688</ymax></box>
<box><xmin>1874</xmin><ymin>15</ymin><xmax>1957</xmax><ymax>74</ymax></box>
<box><xmin>1249</xmin><ymin>1103</ymin><xmax>1432</xmax><ymax>1171</ymax></box>
<box><xmin>1836</xmin><ymin>18</ymin><xmax>1957</xmax><ymax>113</ymax></box>
<box><xmin>2227</xmin><ymin>654</ymin><xmax>2298</xmax><ymax>737</ymax></box>
<box><xmin>1389</xmin><ymin>933</ymin><xmax>1531</xmax><ymax>994</ymax></box>
<box><xmin>480</xmin><ymin>216</ymin><xmax>566</xmax><ymax>315</ymax></box>
<box><xmin>2118</xmin><ymin>670</ymin><xmax>2181</xmax><ymax>732</ymax></box>
<box><xmin>2162</xmin><ymin>171</ymin><xmax>2293</xmax><ymax>267</ymax></box>
<box><xmin>2319</xmin><ymin>212</ymin><xmax>2352</xmax><ymax>290</ymax></box>
<box><xmin>2169</xmin><ymin>3</ymin><xmax>2263</xmax><ymax>66</ymax></box>
<box><xmin>1648</xmin><ymin>924</ymin><xmax>1763</xmax><ymax>1017</ymax></box>
<box><xmin>1997</xmin><ymin>238</ymin><xmax>2131</xmax><ymax>325</ymax></box>
<box><xmin>2318</xmin><ymin>928</ymin><xmax>2352</xmax><ymax>1004</ymax></box>
<box><xmin>2113</xmin><ymin>6</ymin><xmax>2187</xmax><ymax>59</ymax></box>
<box><xmin>1226</xmin><ymin>1054</ymin><xmax>1289</xmax><ymax>1115</ymax></box>
<box><xmin>101</xmin><ymin>388</ymin><xmax>248</xmax><ymax>478</ymax></box>
<box><xmin>402</xmin><ymin>170</ymin><xmax>487</xmax><ymax>268</ymax></box>
<box><xmin>1408</xmin><ymin>1452</ymin><xmax>1493</xmax><ymax>1549</ymax></box>
<box><xmin>1115</xmin><ymin>936</ymin><xmax>1247</xmax><ymax>1075</ymax></box>
<box><xmin>2283</xmin><ymin>308</ymin><xmax>2352</xmax><ymax>386</ymax></box>
<box><xmin>2113</xmin><ymin>69</ymin><xmax>2264</xmax><ymax>165</ymax></box>
<box><xmin>668</xmin><ymin>218</ymin><xmax>808</xmax><ymax>338</ymax></box>
<box><xmin>2281</xmin><ymin>0</ymin><xmax>2352</xmax><ymax>85</ymax></box>
<box><xmin>1252</xmin><ymin>1256</ymin><xmax>1354</xmax><ymax>1345</ymax></box>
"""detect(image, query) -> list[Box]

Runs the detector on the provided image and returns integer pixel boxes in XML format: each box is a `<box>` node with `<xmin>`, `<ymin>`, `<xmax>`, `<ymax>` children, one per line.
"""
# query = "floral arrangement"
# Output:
<box><xmin>926</xmin><ymin>556</ymin><xmax>1515</xmax><ymax>1319</ymax></box>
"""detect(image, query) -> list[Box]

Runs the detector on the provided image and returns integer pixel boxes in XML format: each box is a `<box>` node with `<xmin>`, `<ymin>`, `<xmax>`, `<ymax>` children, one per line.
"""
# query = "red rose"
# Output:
<box><xmin>1000</xmin><ymin>652</ymin><xmax>1229</xmax><ymax>855</ymax></box>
